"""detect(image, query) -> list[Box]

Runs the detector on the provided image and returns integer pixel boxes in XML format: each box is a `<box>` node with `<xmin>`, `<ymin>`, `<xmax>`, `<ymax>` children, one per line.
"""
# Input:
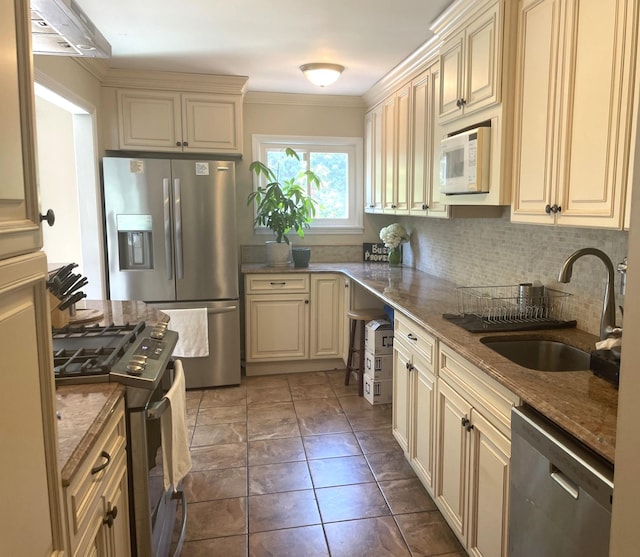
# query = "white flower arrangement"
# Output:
<box><xmin>379</xmin><ymin>223</ymin><xmax>409</xmax><ymax>249</ymax></box>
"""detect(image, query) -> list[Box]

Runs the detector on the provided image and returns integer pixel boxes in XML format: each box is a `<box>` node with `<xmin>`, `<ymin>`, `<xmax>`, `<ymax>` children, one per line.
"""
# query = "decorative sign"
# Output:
<box><xmin>195</xmin><ymin>162</ymin><xmax>210</xmax><ymax>176</ymax></box>
<box><xmin>363</xmin><ymin>243</ymin><xmax>389</xmax><ymax>262</ymax></box>
<box><xmin>130</xmin><ymin>160</ymin><xmax>144</xmax><ymax>174</ymax></box>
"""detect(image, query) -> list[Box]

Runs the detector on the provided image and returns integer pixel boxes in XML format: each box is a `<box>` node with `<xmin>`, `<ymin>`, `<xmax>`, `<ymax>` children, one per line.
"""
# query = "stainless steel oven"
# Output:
<box><xmin>53</xmin><ymin>320</ymin><xmax>186</xmax><ymax>557</ymax></box>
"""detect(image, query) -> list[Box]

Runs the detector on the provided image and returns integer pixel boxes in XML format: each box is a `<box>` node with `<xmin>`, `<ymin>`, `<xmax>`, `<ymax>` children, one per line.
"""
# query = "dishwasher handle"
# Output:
<box><xmin>550</xmin><ymin>465</ymin><xmax>579</xmax><ymax>499</ymax></box>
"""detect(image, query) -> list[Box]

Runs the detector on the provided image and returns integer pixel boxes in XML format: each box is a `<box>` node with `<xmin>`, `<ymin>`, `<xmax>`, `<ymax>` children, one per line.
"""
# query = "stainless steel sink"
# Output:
<box><xmin>480</xmin><ymin>337</ymin><xmax>591</xmax><ymax>371</ymax></box>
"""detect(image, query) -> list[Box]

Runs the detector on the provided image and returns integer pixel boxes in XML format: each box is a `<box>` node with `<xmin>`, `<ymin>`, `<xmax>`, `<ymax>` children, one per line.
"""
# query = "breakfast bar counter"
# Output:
<box><xmin>241</xmin><ymin>262</ymin><xmax>618</xmax><ymax>463</ymax></box>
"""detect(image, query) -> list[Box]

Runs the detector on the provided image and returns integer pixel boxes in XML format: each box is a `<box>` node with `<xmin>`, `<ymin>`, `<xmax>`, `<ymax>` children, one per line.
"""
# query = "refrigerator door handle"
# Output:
<box><xmin>163</xmin><ymin>178</ymin><xmax>174</xmax><ymax>280</ymax></box>
<box><xmin>173</xmin><ymin>178</ymin><xmax>184</xmax><ymax>279</ymax></box>
<box><xmin>206</xmin><ymin>305</ymin><xmax>238</xmax><ymax>315</ymax></box>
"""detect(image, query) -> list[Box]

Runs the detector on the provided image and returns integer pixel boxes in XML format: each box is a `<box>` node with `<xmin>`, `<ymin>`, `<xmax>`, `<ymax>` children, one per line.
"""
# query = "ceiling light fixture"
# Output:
<box><xmin>299</xmin><ymin>63</ymin><xmax>345</xmax><ymax>87</ymax></box>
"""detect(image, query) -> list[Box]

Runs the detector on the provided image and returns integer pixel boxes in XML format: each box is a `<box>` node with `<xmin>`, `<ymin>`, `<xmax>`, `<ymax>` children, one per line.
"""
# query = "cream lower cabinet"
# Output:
<box><xmin>435</xmin><ymin>343</ymin><xmax>519</xmax><ymax>557</ymax></box>
<box><xmin>63</xmin><ymin>398</ymin><xmax>130</xmax><ymax>557</ymax></box>
<box><xmin>392</xmin><ymin>313</ymin><xmax>437</xmax><ymax>494</ymax></box>
<box><xmin>245</xmin><ymin>273</ymin><xmax>344</xmax><ymax>373</ymax></box>
<box><xmin>511</xmin><ymin>0</ymin><xmax>638</xmax><ymax>228</ymax></box>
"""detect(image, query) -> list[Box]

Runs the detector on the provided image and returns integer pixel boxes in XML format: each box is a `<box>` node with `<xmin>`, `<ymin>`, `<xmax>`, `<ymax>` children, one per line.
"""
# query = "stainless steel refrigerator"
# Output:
<box><xmin>102</xmin><ymin>157</ymin><xmax>240</xmax><ymax>388</ymax></box>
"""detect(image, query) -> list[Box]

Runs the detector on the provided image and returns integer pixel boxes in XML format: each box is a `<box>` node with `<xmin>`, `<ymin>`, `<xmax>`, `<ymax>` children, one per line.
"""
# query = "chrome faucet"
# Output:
<box><xmin>558</xmin><ymin>248</ymin><xmax>622</xmax><ymax>341</ymax></box>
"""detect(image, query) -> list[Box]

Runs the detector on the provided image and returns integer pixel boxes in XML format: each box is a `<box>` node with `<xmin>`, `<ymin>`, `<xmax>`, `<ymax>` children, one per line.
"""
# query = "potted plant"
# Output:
<box><xmin>248</xmin><ymin>147</ymin><xmax>321</xmax><ymax>267</ymax></box>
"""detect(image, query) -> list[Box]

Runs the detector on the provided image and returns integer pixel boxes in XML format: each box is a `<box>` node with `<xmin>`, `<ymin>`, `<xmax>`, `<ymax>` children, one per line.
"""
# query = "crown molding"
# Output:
<box><xmin>430</xmin><ymin>0</ymin><xmax>497</xmax><ymax>37</ymax></box>
<box><xmin>99</xmin><ymin>67</ymin><xmax>249</xmax><ymax>95</ymax></box>
<box><xmin>71</xmin><ymin>57</ymin><xmax>110</xmax><ymax>81</ymax></box>
<box><xmin>363</xmin><ymin>35</ymin><xmax>442</xmax><ymax>108</ymax></box>
<box><xmin>244</xmin><ymin>91</ymin><xmax>365</xmax><ymax>108</ymax></box>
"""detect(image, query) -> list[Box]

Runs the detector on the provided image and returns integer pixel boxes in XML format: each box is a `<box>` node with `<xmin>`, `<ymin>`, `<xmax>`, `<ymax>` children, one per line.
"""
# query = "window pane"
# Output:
<box><xmin>266</xmin><ymin>149</ymin><xmax>305</xmax><ymax>182</ymax></box>
<box><xmin>310</xmin><ymin>152</ymin><xmax>349</xmax><ymax>219</ymax></box>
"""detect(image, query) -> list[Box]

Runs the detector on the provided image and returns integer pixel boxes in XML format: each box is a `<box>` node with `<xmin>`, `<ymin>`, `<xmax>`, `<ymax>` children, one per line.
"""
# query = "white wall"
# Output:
<box><xmin>35</xmin><ymin>96</ymin><xmax>83</xmax><ymax>268</ymax></box>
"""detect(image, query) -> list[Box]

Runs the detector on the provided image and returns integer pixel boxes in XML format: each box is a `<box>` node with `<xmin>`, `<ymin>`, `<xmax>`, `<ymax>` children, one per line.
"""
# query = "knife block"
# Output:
<box><xmin>48</xmin><ymin>292</ymin><xmax>70</xmax><ymax>328</ymax></box>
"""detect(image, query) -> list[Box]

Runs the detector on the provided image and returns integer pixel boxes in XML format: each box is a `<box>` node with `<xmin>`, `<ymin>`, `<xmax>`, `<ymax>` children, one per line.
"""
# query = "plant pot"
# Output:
<box><xmin>265</xmin><ymin>241</ymin><xmax>291</xmax><ymax>267</ymax></box>
<box><xmin>292</xmin><ymin>247</ymin><xmax>311</xmax><ymax>268</ymax></box>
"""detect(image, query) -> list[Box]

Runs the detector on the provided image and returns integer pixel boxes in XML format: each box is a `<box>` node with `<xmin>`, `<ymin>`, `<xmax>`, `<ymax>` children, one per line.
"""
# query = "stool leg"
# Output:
<box><xmin>358</xmin><ymin>320</ymin><xmax>366</xmax><ymax>397</ymax></box>
<box><xmin>345</xmin><ymin>319</ymin><xmax>357</xmax><ymax>386</ymax></box>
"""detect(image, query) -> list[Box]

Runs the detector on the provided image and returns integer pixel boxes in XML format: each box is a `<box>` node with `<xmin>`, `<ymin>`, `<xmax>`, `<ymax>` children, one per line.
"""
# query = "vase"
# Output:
<box><xmin>292</xmin><ymin>247</ymin><xmax>311</xmax><ymax>268</ymax></box>
<box><xmin>265</xmin><ymin>241</ymin><xmax>291</xmax><ymax>267</ymax></box>
<box><xmin>388</xmin><ymin>246</ymin><xmax>402</xmax><ymax>266</ymax></box>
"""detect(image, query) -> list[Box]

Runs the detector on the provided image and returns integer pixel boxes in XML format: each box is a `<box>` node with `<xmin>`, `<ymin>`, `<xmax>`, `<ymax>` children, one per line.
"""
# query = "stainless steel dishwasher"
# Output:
<box><xmin>508</xmin><ymin>406</ymin><xmax>614</xmax><ymax>557</ymax></box>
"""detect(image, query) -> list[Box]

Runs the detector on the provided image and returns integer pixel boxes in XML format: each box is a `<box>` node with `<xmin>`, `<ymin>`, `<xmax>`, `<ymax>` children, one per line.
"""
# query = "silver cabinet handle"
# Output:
<box><xmin>163</xmin><ymin>179</ymin><xmax>173</xmax><ymax>280</ymax></box>
<box><xmin>173</xmin><ymin>178</ymin><xmax>184</xmax><ymax>279</ymax></box>
<box><xmin>550</xmin><ymin>467</ymin><xmax>579</xmax><ymax>499</ymax></box>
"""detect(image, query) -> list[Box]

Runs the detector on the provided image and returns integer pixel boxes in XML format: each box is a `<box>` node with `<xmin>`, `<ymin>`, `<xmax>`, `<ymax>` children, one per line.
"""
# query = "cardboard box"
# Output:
<box><xmin>364</xmin><ymin>349</ymin><xmax>393</xmax><ymax>381</ymax></box>
<box><xmin>363</xmin><ymin>372</ymin><xmax>393</xmax><ymax>405</ymax></box>
<box><xmin>364</xmin><ymin>319</ymin><xmax>393</xmax><ymax>355</ymax></box>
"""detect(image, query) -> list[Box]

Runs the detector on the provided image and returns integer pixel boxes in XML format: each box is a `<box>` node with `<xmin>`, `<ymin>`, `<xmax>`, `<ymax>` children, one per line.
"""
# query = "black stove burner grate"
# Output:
<box><xmin>53</xmin><ymin>321</ymin><xmax>146</xmax><ymax>383</ymax></box>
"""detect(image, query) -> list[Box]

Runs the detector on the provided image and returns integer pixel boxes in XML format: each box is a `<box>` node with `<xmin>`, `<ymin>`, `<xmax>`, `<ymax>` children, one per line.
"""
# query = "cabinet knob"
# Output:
<box><xmin>39</xmin><ymin>209</ymin><xmax>55</xmax><ymax>227</ymax></box>
<box><xmin>103</xmin><ymin>506</ymin><xmax>118</xmax><ymax>528</ymax></box>
<box><xmin>545</xmin><ymin>204</ymin><xmax>552</xmax><ymax>214</ymax></box>
<box><xmin>305</xmin><ymin>300</ymin><xmax>309</xmax><ymax>304</ymax></box>
<box><xmin>456</xmin><ymin>98</ymin><xmax>467</xmax><ymax>108</ymax></box>
<box><xmin>183</xmin><ymin>141</ymin><xmax>189</xmax><ymax>147</ymax></box>
<box><xmin>461</xmin><ymin>417</ymin><xmax>474</xmax><ymax>432</ymax></box>
<box><xmin>552</xmin><ymin>204</ymin><xmax>562</xmax><ymax>214</ymax></box>
<box><xmin>176</xmin><ymin>141</ymin><xmax>182</xmax><ymax>147</ymax></box>
<box><xmin>422</xmin><ymin>204</ymin><xmax>429</xmax><ymax>210</ymax></box>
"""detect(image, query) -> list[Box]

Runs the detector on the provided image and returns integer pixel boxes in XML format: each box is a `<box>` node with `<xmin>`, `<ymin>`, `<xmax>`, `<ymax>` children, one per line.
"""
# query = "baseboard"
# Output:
<box><xmin>245</xmin><ymin>358</ymin><xmax>346</xmax><ymax>376</ymax></box>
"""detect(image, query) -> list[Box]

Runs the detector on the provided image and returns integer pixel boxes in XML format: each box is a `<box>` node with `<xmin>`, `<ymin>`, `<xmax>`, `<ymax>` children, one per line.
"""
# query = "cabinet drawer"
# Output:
<box><xmin>439</xmin><ymin>343</ymin><xmax>519</xmax><ymax>438</ymax></box>
<box><xmin>65</xmin><ymin>398</ymin><xmax>126</xmax><ymax>542</ymax></box>
<box><xmin>395</xmin><ymin>312</ymin><xmax>436</xmax><ymax>371</ymax></box>
<box><xmin>245</xmin><ymin>273</ymin><xmax>309</xmax><ymax>294</ymax></box>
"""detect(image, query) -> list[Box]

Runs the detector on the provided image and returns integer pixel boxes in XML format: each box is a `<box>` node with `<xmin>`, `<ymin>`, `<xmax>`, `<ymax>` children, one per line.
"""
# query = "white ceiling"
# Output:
<box><xmin>75</xmin><ymin>0</ymin><xmax>455</xmax><ymax>96</ymax></box>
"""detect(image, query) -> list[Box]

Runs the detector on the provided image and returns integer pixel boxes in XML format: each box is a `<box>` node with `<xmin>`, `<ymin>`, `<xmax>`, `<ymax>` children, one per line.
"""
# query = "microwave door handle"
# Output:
<box><xmin>173</xmin><ymin>178</ymin><xmax>184</xmax><ymax>280</ymax></box>
<box><xmin>163</xmin><ymin>179</ymin><xmax>173</xmax><ymax>280</ymax></box>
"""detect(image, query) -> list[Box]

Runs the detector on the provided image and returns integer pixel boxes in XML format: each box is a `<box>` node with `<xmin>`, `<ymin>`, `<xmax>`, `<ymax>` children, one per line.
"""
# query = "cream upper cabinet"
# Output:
<box><xmin>511</xmin><ymin>0</ymin><xmax>639</xmax><ymax>228</ymax></box>
<box><xmin>0</xmin><ymin>0</ymin><xmax>43</xmax><ymax>259</ymax></box>
<box><xmin>438</xmin><ymin>0</ymin><xmax>502</xmax><ymax>123</ymax></box>
<box><xmin>364</xmin><ymin>105</ymin><xmax>384</xmax><ymax>212</ymax></box>
<box><xmin>380</xmin><ymin>85</ymin><xmax>411</xmax><ymax>215</ymax></box>
<box><xmin>435</xmin><ymin>343</ymin><xmax>519</xmax><ymax>556</ymax></box>
<box><xmin>117</xmin><ymin>89</ymin><xmax>243</xmax><ymax>155</ymax></box>
<box><xmin>410</xmin><ymin>62</ymin><xmax>449</xmax><ymax>218</ymax></box>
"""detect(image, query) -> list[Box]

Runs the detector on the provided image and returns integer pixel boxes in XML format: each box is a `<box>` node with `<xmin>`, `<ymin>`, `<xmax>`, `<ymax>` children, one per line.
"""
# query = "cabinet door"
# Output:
<box><xmin>427</xmin><ymin>65</ymin><xmax>449</xmax><ymax>218</ymax></box>
<box><xmin>246</xmin><ymin>294</ymin><xmax>309</xmax><ymax>361</ymax></box>
<box><xmin>392</xmin><ymin>340</ymin><xmax>412</xmax><ymax>454</ymax></box>
<box><xmin>439</xmin><ymin>31</ymin><xmax>465</xmax><ymax>121</ymax></box>
<box><xmin>511</xmin><ymin>0</ymin><xmax>561</xmax><ymax>224</ymax></box>
<box><xmin>410</xmin><ymin>70</ymin><xmax>431</xmax><ymax>215</ymax></box>
<box><xmin>411</xmin><ymin>353</ymin><xmax>436</xmax><ymax>494</ymax></box>
<box><xmin>0</xmin><ymin>252</ymin><xmax>64</xmax><ymax>556</ymax></box>
<box><xmin>394</xmin><ymin>85</ymin><xmax>411</xmax><ymax>214</ymax></box>
<box><xmin>364</xmin><ymin>104</ymin><xmax>384</xmax><ymax>213</ymax></box>
<box><xmin>181</xmin><ymin>93</ymin><xmax>242</xmax><ymax>154</ymax></box>
<box><xmin>381</xmin><ymin>96</ymin><xmax>397</xmax><ymax>212</ymax></box>
<box><xmin>464</xmin><ymin>1</ymin><xmax>501</xmax><ymax>114</ymax></box>
<box><xmin>310</xmin><ymin>274</ymin><xmax>343</xmax><ymax>359</ymax></box>
<box><xmin>467</xmin><ymin>410</ymin><xmax>511</xmax><ymax>557</ymax></box>
<box><xmin>435</xmin><ymin>378</ymin><xmax>472</xmax><ymax>544</ymax></box>
<box><xmin>117</xmin><ymin>89</ymin><xmax>182</xmax><ymax>151</ymax></box>
<box><xmin>0</xmin><ymin>0</ymin><xmax>42</xmax><ymax>259</ymax></box>
<box><xmin>555</xmin><ymin>0</ymin><xmax>635</xmax><ymax>228</ymax></box>
<box><xmin>101</xmin><ymin>451</ymin><xmax>131</xmax><ymax>557</ymax></box>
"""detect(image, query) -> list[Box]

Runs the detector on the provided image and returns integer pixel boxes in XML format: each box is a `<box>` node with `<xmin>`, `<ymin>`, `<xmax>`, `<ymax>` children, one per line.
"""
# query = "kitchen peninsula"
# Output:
<box><xmin>241</xmin><ymin>262</ymin><xmax>618</xmax><ymax>463</ymax></box>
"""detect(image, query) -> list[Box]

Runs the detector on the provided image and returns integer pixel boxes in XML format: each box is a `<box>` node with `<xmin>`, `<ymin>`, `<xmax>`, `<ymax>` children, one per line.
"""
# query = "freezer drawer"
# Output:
<box><xmin>151</xmin><ymin>301</ymin><xmax>241</xmax><ymax>388</ymax></box>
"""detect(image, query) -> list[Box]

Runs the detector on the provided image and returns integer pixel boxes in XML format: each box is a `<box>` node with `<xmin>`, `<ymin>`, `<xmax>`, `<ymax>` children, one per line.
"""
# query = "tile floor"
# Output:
<box><xmin>176</xmin><ymin>370</ymin><xmax>467</xmax><ymax>557</ymax></box>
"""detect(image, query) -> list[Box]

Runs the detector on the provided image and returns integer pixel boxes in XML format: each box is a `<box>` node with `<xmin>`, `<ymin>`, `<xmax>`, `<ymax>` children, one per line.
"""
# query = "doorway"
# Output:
<box><xmin>34</xmin><ymin>82</ymin><xmax>104</xmax><ymax>299</ymax></box>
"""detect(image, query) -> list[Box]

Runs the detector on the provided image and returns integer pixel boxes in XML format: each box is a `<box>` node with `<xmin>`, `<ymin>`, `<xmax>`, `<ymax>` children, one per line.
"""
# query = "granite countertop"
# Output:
<box><xmin>55</xmin><ymin>299</ymin><xmax>165</xmax><ymax>484</ymax></box>
<box><xmin>241</xmin><ymin>262</ymin><xmax>618</xmax><ymax>463</ymax></box>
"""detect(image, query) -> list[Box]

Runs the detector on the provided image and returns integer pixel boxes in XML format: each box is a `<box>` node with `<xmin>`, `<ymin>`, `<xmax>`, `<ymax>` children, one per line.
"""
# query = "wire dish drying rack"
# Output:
<box><xmin>443</xmin><ymin>285</ymin><xmax>577</xmax><ymax>332</ymax></box>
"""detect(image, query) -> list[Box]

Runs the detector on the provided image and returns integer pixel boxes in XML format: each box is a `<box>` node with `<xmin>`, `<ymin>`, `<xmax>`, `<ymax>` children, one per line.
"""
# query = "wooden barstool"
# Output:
<box><xmin>344</xmin><ymin>308</ymin><xmax>387</xmax><ymax>396</ymax></box>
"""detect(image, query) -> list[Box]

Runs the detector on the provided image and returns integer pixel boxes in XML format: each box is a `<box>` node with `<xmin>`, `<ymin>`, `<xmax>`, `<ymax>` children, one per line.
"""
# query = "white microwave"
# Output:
<box><xmin>439</xmin><ymin>126</ymin><xmax>491</xmax><ymax>194</ymax></box>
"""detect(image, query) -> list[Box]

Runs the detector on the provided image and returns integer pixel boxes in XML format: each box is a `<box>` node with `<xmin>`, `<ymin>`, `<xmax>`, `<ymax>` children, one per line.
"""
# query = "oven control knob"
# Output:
<box><xmin>150</xmin><ymin>321</ymin><xmax>168</xmax><ymax>339</ymax></box>
<box><xmin>126</xmin><ymin>355</ymin><xmax>148</xmax><ymax>375</ymax></box>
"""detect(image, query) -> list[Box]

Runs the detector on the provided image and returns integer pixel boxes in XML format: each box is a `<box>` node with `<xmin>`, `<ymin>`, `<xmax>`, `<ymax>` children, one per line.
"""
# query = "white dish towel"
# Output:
<box><xmin>162</xmin><ymin>307</ymin><xmax>209</xmax><ymax>357</ymax></box>
<box><xmin>160</xmin><ymin>360</ymin><xmax>192</xmax><ymax>491</ymax></box>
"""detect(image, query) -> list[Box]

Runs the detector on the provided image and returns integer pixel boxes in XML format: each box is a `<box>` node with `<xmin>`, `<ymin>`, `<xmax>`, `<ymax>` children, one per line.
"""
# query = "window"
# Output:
<box><xmin>251</xmin><ymin>135</ymin><xmax>363</xmax><ymax>233</ymax></box>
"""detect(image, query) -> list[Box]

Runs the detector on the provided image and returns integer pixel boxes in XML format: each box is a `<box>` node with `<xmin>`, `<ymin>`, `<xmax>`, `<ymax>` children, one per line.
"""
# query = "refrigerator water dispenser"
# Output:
<box><xmin>116</xmin><ymin>214</ymin><xmax>154</xmax><ymax>270</ymax></box>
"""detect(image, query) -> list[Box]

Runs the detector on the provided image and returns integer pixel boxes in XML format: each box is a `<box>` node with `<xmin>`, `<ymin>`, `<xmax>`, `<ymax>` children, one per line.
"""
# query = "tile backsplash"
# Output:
<box><xmin>241</xmin><ymin>214</ymin><xmax>628</xmax><ymax>338</ymax></box>
<box><xmin>400</xmin><ymin>213</ymin><xmax>628</xmax><ymax>337</ymax></box>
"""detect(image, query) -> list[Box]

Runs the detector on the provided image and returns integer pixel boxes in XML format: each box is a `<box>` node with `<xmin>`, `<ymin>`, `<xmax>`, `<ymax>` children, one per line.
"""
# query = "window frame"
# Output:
<box><xmin>251</xmin><ymin>134</ymin><xmax>364</xmax><ymax>235</ymax></box>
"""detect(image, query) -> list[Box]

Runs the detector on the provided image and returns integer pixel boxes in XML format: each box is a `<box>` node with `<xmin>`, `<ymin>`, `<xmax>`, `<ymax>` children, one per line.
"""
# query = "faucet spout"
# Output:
<box><xmin>558</xmin><ymin>248</ymin><xmax>619</xmax><ymax>341</ymax></box>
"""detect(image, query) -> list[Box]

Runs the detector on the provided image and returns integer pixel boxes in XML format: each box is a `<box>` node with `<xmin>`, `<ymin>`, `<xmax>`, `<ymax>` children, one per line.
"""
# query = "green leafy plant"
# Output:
<box><xmin>247</xmin><ymin>147</ymin><xmax>322</xmax><ymax>244</ymax></box>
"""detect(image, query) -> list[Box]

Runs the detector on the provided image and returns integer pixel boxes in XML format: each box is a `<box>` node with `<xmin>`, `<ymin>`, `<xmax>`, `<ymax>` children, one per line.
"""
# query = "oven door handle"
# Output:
<box><xmin>171</xmin><ymin>489</ymin><xmax>187</xmax><ymax>557</ymax></box>
<box><xmin>146</xmin><ymin>397</ymin><xmax>170</xmax><ymax>420</ymax></box>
